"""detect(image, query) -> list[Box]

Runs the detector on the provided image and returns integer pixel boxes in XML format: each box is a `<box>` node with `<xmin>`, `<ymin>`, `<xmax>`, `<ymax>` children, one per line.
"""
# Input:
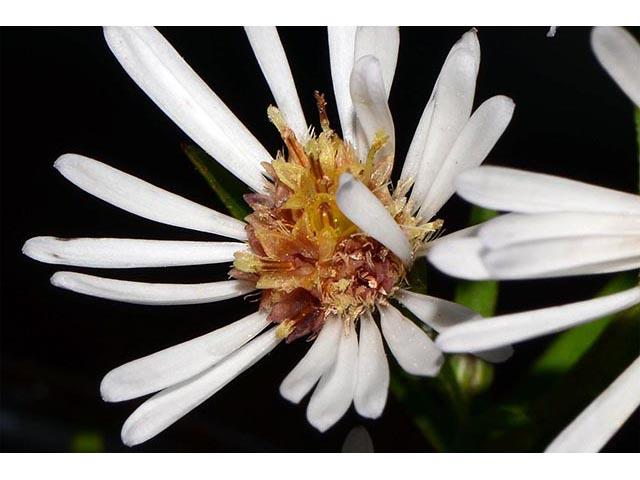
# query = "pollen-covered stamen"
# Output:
<box><xmin>231</xmin><ymin>97</ymin><xmax>442</xmax><ymax>342</ymax></box>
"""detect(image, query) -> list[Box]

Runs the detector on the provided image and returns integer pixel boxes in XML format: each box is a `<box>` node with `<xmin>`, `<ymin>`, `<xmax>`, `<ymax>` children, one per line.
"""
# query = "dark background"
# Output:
<box><xmin>1</xmin><ymin>27</ymin><xmax>639</xmax><ymax>452</ymax></box>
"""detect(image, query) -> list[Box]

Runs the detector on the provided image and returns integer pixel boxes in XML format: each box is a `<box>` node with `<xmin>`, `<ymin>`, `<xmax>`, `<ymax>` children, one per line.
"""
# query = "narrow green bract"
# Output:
<box><xmin>182</xmin><ymin>143</ymin><xmax>251</xmax><ymax>221</ymax></box>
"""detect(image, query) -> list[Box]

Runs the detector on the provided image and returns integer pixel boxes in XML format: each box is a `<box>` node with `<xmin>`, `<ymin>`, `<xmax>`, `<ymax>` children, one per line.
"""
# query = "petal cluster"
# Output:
<box><xmin>429</xmin><ymin>26</ymin><xmax>640</xmax><ymax>453</ymax></box>
<box><xmin>23</xmin><ymin>26</ymin><xmax>514</xmax><ymax>446</ymax></box>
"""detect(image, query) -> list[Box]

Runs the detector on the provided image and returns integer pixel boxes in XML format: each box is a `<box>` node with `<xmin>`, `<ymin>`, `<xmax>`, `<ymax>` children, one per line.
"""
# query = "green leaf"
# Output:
<box><xmin>182</xmin><ymin>143</ymin><xmax>252</xmax><ymax>221</ymax></box>
<box><xmin>454</xmin><ymin>280</ymin><xmax>498</xmax><ymax>318</ymax></box>
<box><xmin>468</xmin><ymin>204</ymin><xmax>498</xmax><ymax>225</ymax></box>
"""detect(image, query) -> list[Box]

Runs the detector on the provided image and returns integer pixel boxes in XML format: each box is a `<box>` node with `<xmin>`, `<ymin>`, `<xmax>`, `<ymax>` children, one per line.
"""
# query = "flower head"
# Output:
<box><xmin>23</xmin><ymin>26</ymin><xmax>513</xmax><ymax>446</ymax></box>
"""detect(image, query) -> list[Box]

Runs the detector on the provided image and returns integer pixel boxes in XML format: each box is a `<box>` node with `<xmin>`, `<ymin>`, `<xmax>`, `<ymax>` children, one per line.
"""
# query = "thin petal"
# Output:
<box><xmin>350</xmin><ymin>55</ymin><xmax>395</xmax><ymax>160</ymax></box>
<box><xmin>427</xmin><ymin>236</ymin><xmax>492</xmax><ymax>280</ymax></box>
<box><xmin>401</xmin><ymin>29</ymin><xmax>479</xmax><ymax>189</ymax></box>
<box><xmin>455</xmin><ymin>166</ymin><xmax>640</xmax><ymax>216</ymax></box>
<box><xmin>436</xmin><ymin>286</ymin><xmax>640</xmax><ymax>353</ymax></box>
<box><xmin>244</xmin><ymin>27</ymin><xmax>308</xmax><ymax>140</ymax></box>
<box><xmin>419</xmin><ymin>95</ymin><xmax>515</xmax><ymax>219</ymax></box>
<box><xmin>379</xmin><ymin>304</ymin><xmax>444</xmax><ymax>376</ymax></box>
<box><xmin>546</xmin><ymin>354</ymin><xmax>640</xmax><ymax>452</ymax></box>
<box><xmin>484</xmin><ymin>236</ymin><xmax>640</xmax><ymax>279</ymax></box>
<box><xmin>328</xmin><ymin>26</ymin><xmax>358</xmax><ymax>145</ymax></box>
<box><xmin>55</xmin><ymin>154</ymin><xmax>248</xmax><ymax>240</ymax></box>
<box><xmin>409</xmin><ymin>39</ymin><xmax>479</xmax><ymax>208</ymax></box>
<box><xmin>120</xmin><ymin>327</ymin><xmax>281</xmax><ymax>446</ymax></box>
<box><xmin>395</xmin><ymin>289</ymin><xmax>478</xmax><ymax>331</ymax></box>
<box><xmin>336</xmin><ymin>173</ymin><xmax>412</xmax><ymax>266</ymax></box>
<box><xmin>104</xmin><ymin>26</ymin><xmax>269</xmax><ymax>191</ymax></box>
<box><xmin>279</xmin><ymin>315</ymin><xmax>342</xmax><ymax>403</ymax></box>
<box><xmin>478</xmin><ymin>212</ymin><xmax>640</xmax><ymax>250</ymax></box>
<box><xmin>395</xmin><ymin>290</ymin><xmax>513</xmax><ymax>363</ymax></box>
<box><xmin>101</xmin><ymin>311</ymin><xmax>269</xmax><ymax>402</ymax></box>
<box><xmin>354</xmin><ymin>311</ymin><xmax>389</xmax><ymax>419</ymax></box>
<box><xmin>354</xmin><ymin>26</ymin><xmax>399</xmax><ymax>98</ymax></box>
<box><xmin>50</xmin><ymin>272</ymin><xmax>255</xmax><ymax>305</ymax></box>
<box><xmin>591</xmin><ymin>26</ymin><xmax>640</xmax><ymax>107</ymax></box>
<box><xmin>306</xmin><ymin>320</ymin><xmax>359</xmax><ymax>432</ymax></box>
<box><xmin>22</xmin><ymin>236</ymin><xmax>245</xmax><ymax>269</ymax></box>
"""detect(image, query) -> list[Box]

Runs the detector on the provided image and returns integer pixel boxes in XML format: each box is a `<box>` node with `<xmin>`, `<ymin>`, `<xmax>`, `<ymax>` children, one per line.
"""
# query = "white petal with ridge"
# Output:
<box><xmin>350</xmin><ymin>55</ymin><xmax>395</xmax><ymax>160</ymax></box>
<box><xmin>354</xmin><ymin>311</ymin><xmax>389</xmax><ymax>419</ymax></box>
<box><xmin>379</xmin><ymin>304</ymin><xmax>444</xmax><ymax>376</ymax></box>
<box><xmin>279</xmin><ymin>315</ymin><xmax>342</xmax><ymax>403</ymax></box>
<box><xmin>591</xmin><ymin>26</ymin><xmax>640</xmax><ymax>108</ymax></box>
<box><xmin>328</xmin><ymin>27</ymin><xmax>358</xmax><ymax>145</ymax></box>
<box><xmin>245</xmin><ymin>27</ymin><xmax>308</xmax><ymax>141</ymax></box>
<box><xmin>51</xmin><ymin>272</ymin><xmax>255</xmax><ymax>305</ymax></box>
<box><xmin>55</xmin><ymin>154</ymin><xmax>248</xmax><ymax>240</ymax></box>
<box><xmin>120</xmin><ymin>328</ymin><xmax>281</xmax><ymax>446</ymax></box>
<box><xmin>104</xmin><ymin>26</ymin><xmax>269</xmax><ymax>191</ymax></box>
<box><xmin>455</xmin><ymin>166</ymin><xmax>640</xmax><ymax>216</ymax></box>
<box><xmin>436</xmin><ymin>287</ymin><xmax>640</xmax><ymax>353</ymax></box>
<box><xmin>307</xmin><ymin>321</ymin><xmax>359</xmax><ymax>432</ymax></box>
<box><xmin>101</xmin><ymin>311</ymin><xmax>270</xmax><ymax>402</ymax></box>
<box><xmin>23</xmin><ymin>236</ymin><xmax>245</xmax><ymax>268</ymax></box>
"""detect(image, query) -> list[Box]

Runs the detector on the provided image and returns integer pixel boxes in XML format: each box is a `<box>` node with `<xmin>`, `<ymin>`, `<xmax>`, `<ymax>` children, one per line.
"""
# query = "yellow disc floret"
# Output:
<box><xmin>230</xmin><ymin>94</ymin><xmax>442</xmax><ymax>342</ymax></box>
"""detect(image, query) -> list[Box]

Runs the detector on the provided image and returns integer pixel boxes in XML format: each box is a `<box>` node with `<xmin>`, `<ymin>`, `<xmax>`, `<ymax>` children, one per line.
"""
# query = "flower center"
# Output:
<box><xmin>231</xmin><ymin>94</ymin><xmax>441</xmax><ymax>342</ymax></box>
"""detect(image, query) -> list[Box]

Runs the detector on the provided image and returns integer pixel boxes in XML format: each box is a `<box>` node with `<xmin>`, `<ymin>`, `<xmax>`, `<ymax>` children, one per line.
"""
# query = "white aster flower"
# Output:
<box><xmin>428</xmin><ymin>26</ymin><xmax>640</xmax><ymax>452</ymax></box>
<box><xmin>23</xmin><ymin>26</ymin><xmax>514</xmax><ymax>446</ymax></box>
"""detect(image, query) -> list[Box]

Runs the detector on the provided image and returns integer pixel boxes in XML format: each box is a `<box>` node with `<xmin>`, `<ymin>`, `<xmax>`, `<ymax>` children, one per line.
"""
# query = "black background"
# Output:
<box><xmin>1</xmin><ymin>27</ymin><xmax>639</xmax><ymax>452</ymax></box>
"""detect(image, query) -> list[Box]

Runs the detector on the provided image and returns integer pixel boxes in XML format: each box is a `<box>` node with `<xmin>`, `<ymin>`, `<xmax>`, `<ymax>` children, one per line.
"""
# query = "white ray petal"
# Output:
<box><xmin>400</xmin><ymin>96</ymin><xmax>435</xmax><ymax>189</ymax></box>
<box><xmin>120</xmin><ymin>327</ymin><xmax>281</xmax><ymax>446</ymax></box>
<box><xmin>456</xmin><ymin>166</ymin><xmax>640</xmax><ymax>216</ymax></box>
<box><xmin>244</xmin><ymin>27</ymin><xmax>308</xmax><ymax>140</ymax></box>
<box><xmin>546</xmin><ymin>354</ymin><xmax>640</xmax><ymax>452</ymax></box>
<box><xmin>427</xmin><ymin>236</ymin><xmax>492</xmax><ymax>280</ymax></box>
<box><xmin>279</xmin><ymin>315</ymin><xmax>343</xmax><ymax>403</ymax></box>
<box><xmin>409</xmin><ymin>43</ymin><xmax>478</xmax><ymax>208</ymax></box>
<box><xmin>420</xmin><ymin>95</ymin><xmax>515</xmax><ymax>219</ymax></box>
<box><xmin>103</xmin><ymin>26</ymin><xmax>269</xmax><ymax>191</ymax></box>
<box><xmin>22</xmin><ymin>236</ymin><xmax>245</xmax><ymax>269</ymax></box>
<box><xmin>101</xmin><ymin>311</ymin><xmax>269</xmax><ymax>402</ymax></box>
<box><xmin>50</xmin><ymin>272</ymin><xmax>255</xmax><ymax>305</ymax></box>
<box><xmin>400</xmin><ymin>30</ymin><xmax>479</xmax><ymax>189</ymax></box>
<box><xmin>591</xmin><ymin>26</ymin><xmax>640</xmax><ymax>108</ymax></box>
<box><xmin>328</xmin><ymin>26</ymin><xmax>358</xmax><ymax>145</ymax></box>
<box><xmin>478</xmin><ymin>212</ymin><xmax>640</xmax><ymax>250</ymax></box>
<box><xmin>484</xmin><ymin>236</ymin><xmax>640</xmax><ymax>279</ymax></box>
<box><xmin>336</xmin><ymin>173</ymin><xmax>412</xmax><ymax>266</ymax></box>
<box><xmin>55</xmin><ymin>154</ymin><xmax>248</xmax><ymax>240</ymax></box>
<box><xmin>395</xmin><ymin>290</ymin><xmax>513</xmax><ymax>363</ymax></box>
<box><xmin>395</xmin><ymin>289</ymin><xmax>478</xmax><ymax>331</ymax></box>
<box><xmin>379</xmin><ymin>304</ymin><xmax>444</xmax><ymax>376</ymax></box>
<box><xmin>354</xmin><ymin>26</ymin><xmax>399</xmax><ymax>98</ymax></box>
<box><xmin>436</xmin><ymin>286</ymin><xmax>640</xmax><ymax>353</ymax></box>
<box><xmin>307</xmin><ymin>320</ymin><xmax>359</xmax><ymax>432</ymax></box>
<box><xmin>354</xmin><ymin>311</ymin><xmax>389</xmax><ymax>419</ymax></box>
<box><xmin>350</xmin><ymin>55</ymin><xmax>395</xmax><ymax>159</ymax></box>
